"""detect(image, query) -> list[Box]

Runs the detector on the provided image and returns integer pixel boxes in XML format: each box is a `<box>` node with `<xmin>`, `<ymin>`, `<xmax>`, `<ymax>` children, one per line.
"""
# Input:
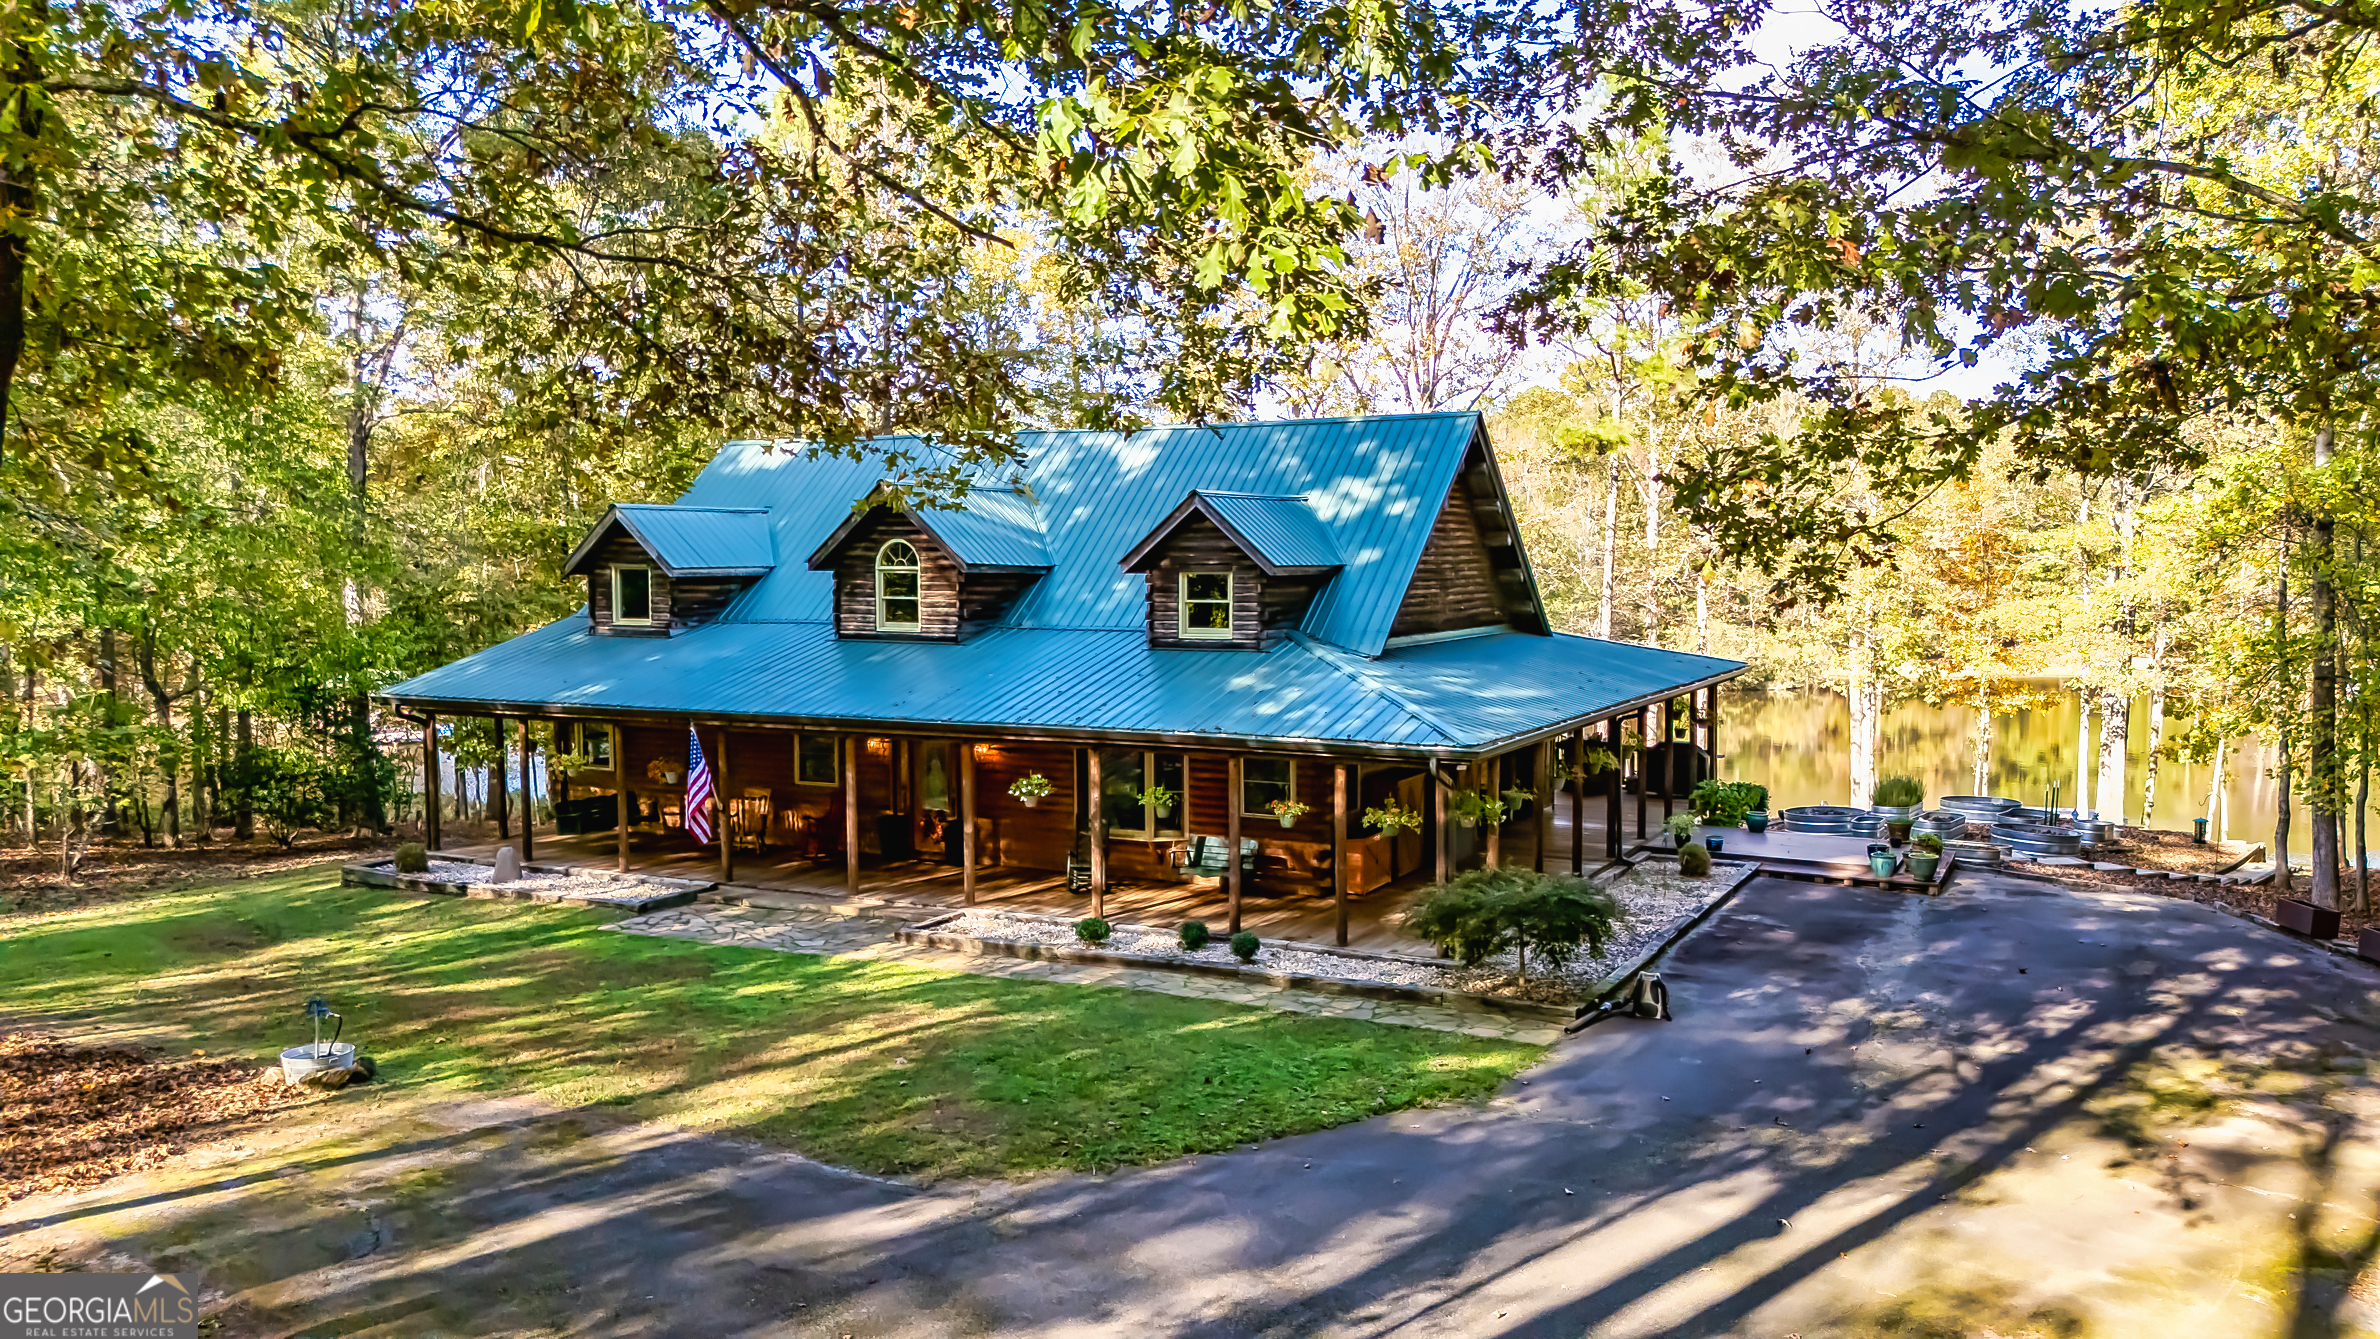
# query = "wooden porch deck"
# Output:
<box><xmin>438</xmin><ymin>802</ymin><xmax>1661</xmax><ymax>954</ymax></box>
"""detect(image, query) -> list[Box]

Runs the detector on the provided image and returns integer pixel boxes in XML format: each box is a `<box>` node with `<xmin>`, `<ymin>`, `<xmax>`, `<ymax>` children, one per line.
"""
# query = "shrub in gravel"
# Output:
<box><xmin>1074</xmin><ymin>917</ymin><xmax>1112</xmax><ymax>945</ymax></box>
<box><xmin>1407</xmin><ymin>868</ymin><xmax>1624</xmax><ymax>983</ymax></box>
<box><xmin>1230</xmin><ymin>931</ymin><xmax>1260</xmax><ymax>962</ymax></box>
<box><xmin>393</xmin><ymin>843</ymin><xmax>430</xmax><ymax>874</ymax></box>
<box><xmin>1677</xmin><ymin>842</ymin><xmax>1711</xmax><ymax>877</ymax></box>
<box><xmin>1179</xmin><ymin>920</ymin><xmax>1210</xmax><ymax>951</ymax></box>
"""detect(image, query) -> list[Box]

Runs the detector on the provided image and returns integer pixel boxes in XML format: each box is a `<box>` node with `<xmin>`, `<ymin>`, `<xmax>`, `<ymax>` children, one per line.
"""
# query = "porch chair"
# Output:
<box><xmin>1172</xmin><ymin>835</ymin><xmax>1257</xmax><ymax>880</ymax></box>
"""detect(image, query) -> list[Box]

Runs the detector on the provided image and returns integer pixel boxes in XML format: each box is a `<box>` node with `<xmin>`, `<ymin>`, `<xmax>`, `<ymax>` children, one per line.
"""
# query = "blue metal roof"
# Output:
<box><xmin>913</xmin><ymin>488</ymin><xmax>1051</xmax><ymax>569</ymax></box>
<box><xmin>1195</xmin><ymin>492</ymin><xmax>1341</xmax><ymax>570</ymax></box>
<box><xmin>389</xmin><ymin>413</ymin><xmax>1747</xmax><ymax>752</ymax></box>
<box><xmin>382</xmin><ymin>618</ymin><xmax>1741</xmax><ymax>755</ymax></box>
<box><xmin>675</xmin><ymin>413</ymin><xmax>1482</xmax><ymax>654</ymax></box>
<box><xmin>564</xmin><ymin>504</ymin><xmax>776</xmax><ymax>577</ymax></box>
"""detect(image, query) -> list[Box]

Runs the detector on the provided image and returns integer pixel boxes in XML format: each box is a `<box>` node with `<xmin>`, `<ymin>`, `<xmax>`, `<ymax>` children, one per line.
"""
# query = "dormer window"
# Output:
<box><xmin>876</xmin><ymin>541</ymin><xmax>922</xmax><ymax>631</ymax></box>
<box><xmin>1179</xmin><ymin>573</ymin><xmax>1233</xmax><ymax>640</ymax></box>
<box><xmin>613</xmin><ymin>565</ymin><xmax>654</xmax><ymax>625</ymax></box>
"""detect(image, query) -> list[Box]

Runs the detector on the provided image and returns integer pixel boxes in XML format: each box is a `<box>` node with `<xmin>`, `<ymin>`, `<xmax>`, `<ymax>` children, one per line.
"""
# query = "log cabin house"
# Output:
<box><xmin>378</xmin><ymin>412</ymin><xmax>1744</xmax><ymax>945</ymax></box>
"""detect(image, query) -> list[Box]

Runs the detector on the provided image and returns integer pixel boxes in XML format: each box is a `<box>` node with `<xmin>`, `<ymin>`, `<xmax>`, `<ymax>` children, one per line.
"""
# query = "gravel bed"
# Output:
<box><xmin>933</xmin><ymin>860</ymin><xmax>1748</xmax><ymax>1006</ymax></box>
<box><xmin>412</xmin><ymin>860</ymin><xmax>680</xmax><ymax>906</ymax></box>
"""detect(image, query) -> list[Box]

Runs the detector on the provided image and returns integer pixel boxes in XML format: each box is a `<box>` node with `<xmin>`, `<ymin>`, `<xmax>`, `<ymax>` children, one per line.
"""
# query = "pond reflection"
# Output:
<box><xmin>1715</xmin><ymin>686</ymin><xmax>2356</xmax><ymax>848</ymax></box>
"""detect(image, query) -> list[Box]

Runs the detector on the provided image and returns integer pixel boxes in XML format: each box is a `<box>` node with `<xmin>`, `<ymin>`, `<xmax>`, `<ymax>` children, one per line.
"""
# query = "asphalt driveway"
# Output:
<box><xmin>10</xmin><ymin>870</ymin><xmax>2380</xmax><ymax>1338</ymax></box>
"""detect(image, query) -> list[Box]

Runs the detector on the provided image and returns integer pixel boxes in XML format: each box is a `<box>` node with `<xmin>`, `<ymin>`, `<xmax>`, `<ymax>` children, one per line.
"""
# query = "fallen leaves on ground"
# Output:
<box><xmin>0</xmin><ymin>1032</ymin><xmax>308</xmax><ymax>1203</ymax></box>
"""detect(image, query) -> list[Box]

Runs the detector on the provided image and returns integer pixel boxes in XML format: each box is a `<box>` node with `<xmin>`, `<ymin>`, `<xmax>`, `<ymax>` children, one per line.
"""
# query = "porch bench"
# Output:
<box><xmin>1170</xmin><ymin>835</ymin><xmax>1257</xmax><ymax>880</ymax></box>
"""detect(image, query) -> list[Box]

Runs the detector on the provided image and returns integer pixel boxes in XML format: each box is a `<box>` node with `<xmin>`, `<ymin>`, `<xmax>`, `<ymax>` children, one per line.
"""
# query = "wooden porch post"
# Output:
<box><xmin>1226</xmin><ymin>754</ymin><xmax>1244</xmax><ymax>934</ymax></box>
<box><xmin>844</xmin><ymin>735</ymin><xmax>860</xmax><ymax>895</ymax></box>
<box><xmin>491</xmin><ymin>716</ymin><xmax>510</xmax><ymax>841</ymax></box>
<box><xmin>1484</xmin><ymin>755</ymin><xmax>1501</xmax><ymax>869</ymax></box>
<box><xmin>960</xmin><ymin>741</ymin><xmax>977</xmax><ymax>905</ymax></box>
<box><xmin>1333</xmin><ymin>762</ymin><xmax>1349</xmax><ymax>947</ymax></box>
<box><xmin>1570</xmin><ymin>726</ymin><xmax>1586</xmax><ymax>875</ymax></box>
<box><xmin>1605</xmin><ymin>719</ymin><xmax>1624</xmax><ymax>859</ymax></box>
<box><xmin>613</xmin><ymin>724</ymin><xmax>629</xmax><ymax>873</ymax></box>
<box><xmin>1534</xmin><ymin>740</ymin><xmax>1550</xmax><ymax>874</ymax></box>
<box><xmin>518</xmin><ymin>718</ymin><xmax>535</xmax><ymax>862</ymax></box>
<box><xmin>1635</xmin><ymin>706</ymin><xmax>1648</xmax><ymax>839</ymax></box>
<box><xmin>1087</xmin><ymin>747</ymin><xmax>1106</xmax><ymax>918</ymax></box>
<box><xmin>715</xmin><ymin>725</ymin><xmax>733</xmax><ymax>884</ymax></box>
<box><xmin>1433</xmin><ymin>763</ymin><xmax>1451</xmax><ymax>884</ymax></box>
<box><xmin>1661</xmin><ymin>698</ymin><xmax>1676</xmax><ymax>825</ymax></box>
<box><xmin>423</xmin><ymin>716</ymin><xmax>442</xmax><ymax>851</ymax></box>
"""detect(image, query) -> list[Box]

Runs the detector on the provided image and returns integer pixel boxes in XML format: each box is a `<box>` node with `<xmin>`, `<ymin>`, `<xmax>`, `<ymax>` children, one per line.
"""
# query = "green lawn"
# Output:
<box><xmin>0</xmin><ymin>865</ymin><xmax>1539</xmax><ymax>1180</ymax></box>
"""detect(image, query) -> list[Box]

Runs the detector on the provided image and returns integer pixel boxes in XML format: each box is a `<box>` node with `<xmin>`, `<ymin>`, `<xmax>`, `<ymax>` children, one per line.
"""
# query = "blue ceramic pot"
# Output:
<box><xmin>1745</xmin><ymin>811</ymin><xmax>1769</xmax><ymax>833</ymax></box>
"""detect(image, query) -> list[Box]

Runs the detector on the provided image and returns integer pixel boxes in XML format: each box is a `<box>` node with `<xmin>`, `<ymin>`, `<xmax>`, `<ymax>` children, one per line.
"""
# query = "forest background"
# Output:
<box><xmin>2</xmin><ymin>0</ymin><xmax>2375</xmax><ymax>907</ymax></box>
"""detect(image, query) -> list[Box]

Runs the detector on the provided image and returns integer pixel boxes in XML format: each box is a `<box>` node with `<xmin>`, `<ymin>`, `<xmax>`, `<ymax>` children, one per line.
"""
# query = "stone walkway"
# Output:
<box><xmin>610</xmin><ymin>902</ymin><xmax>1566</xmax><ymax>1044</ymax></box>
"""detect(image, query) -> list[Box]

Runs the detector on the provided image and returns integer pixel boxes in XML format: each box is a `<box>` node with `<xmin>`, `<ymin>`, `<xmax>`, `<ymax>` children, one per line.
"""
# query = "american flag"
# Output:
<box><xmin>684</xmin><ymin>726</ymin><xmax>716</xmax><ymax>845</ymax></box>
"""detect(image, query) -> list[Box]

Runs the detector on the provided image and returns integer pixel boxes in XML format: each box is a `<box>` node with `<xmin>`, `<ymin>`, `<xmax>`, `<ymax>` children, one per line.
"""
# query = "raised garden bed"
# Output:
<box><xmin>342</xmin><ymin>859</ymin><xmax>708</xmax><ymax>912</ymax></box>
<box><xmin>895</xmin><ymin>859</ymin><xmax>1759</xmax><ymax>1020</ymax></box>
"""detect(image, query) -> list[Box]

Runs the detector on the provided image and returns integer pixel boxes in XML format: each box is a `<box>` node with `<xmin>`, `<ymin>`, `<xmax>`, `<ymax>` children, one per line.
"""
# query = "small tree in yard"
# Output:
<box><xmin>251</xmin><ymin>746</ymin><xmax>334</xmax><ymax>848</ymax></box>
<box><xmin>1407</xmin><ymin>869</ymin><xmax>1623</xmax><ymax>983</ymax></box>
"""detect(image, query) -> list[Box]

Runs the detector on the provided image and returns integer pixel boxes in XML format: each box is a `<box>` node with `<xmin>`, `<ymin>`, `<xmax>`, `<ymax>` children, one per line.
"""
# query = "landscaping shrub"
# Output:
<box><xmin>1074</xmin><ymin>917</ymin><xmax>1112</xmax><ymax>945</ymax></box>
<box><xmin>1688</xmin><ymin>779</ymin><xmax>1767</xmax><ymax>827</ymax></box>
<box><xmin>392</xmin><ymin>842</ymin><xmax>429</xmax><ymax>874</ymax></box>
<box><xmin>1179</xmin><ymin>920</ymin><xmax>1210</xmax><ymax>951</ymax></box>
<box><xmin>1872</xmin><ymin>775</ymin><xmax>1924</xmax><ymax>807</ymax></box>
<box><xmin>1230</xmin><ymin>931</ymin><xmax>1260</xmax><ymax>962</ymax></box>
<box><xmin>1406</xmin><ymin>868</ymin><xmax>1623</xmax><ymax>983</ymax></box>
<box><xmin>1678</xmin><ymin>841</ymin><xmax>1712</xmax><ymax>877</ymax></box>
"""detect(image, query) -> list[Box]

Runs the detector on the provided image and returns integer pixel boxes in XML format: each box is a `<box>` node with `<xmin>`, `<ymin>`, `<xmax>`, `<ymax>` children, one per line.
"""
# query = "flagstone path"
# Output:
<box><xmin>608</xmin><ymin>901</ymin><xmax>1568</xmax><ymax>1044</ymax></box>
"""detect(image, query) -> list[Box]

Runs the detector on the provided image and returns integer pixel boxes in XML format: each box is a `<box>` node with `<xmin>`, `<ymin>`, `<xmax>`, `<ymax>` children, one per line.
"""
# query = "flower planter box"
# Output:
<box><xmin>2359</xmin><ymin>927</ymin><xmax>2380</xmax><ymax>964</ymax></box>
<box><xmin>2277</xmin><ymin>897</ymin><xmax>2343</xmax><ymax>941</ymax></box>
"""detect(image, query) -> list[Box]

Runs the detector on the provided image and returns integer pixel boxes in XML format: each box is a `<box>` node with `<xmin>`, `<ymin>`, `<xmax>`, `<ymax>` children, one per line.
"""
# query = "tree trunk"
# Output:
<box><xmin>1597</xmin><ymin>456</ymin><xmax>1618</xmax><ymax>640</ymax></box>
<box><xmin>234</xmin><ymin>707</ymin><xmax>255</xmax><ymax>840</ymax></box>
<box><xmin>2142</xmin><ymin>628</ymin><xmax>2167</xmax><ymax>825</ymax></box>
<box><xmin>2311</xmin><ymin>426</ymin><xmax>2341</xmax><ymax>909</ymax></box>
<box><xmin>1848</xmin><ymin>624</ymin><xmax>1878</xmax><ymax>806</ymax></box>
<box><xmin>2096</xmin><ymin>687</ymin><xmax>2129</xmax><ymax>827</ymax></box>
<box><xmin>2205</xmin><ymin>737</ymin><xmax>2227</xmax><ymax>836</ymax></box>
<box><xmin>0</xmin><ymin>50</ymin><xmax>41</xmax><ymax>471</ymax></box>
<box><xmin>2275</xmin><ymin>552</ymin><xmax>2294</xmax><ymax>895</ymax></box>
<box><xmin>2074</xmin><ymin>690</ymin><xmax>2094</xmax><ymax>818</ymax></box>
<box><xmin>1694</xmin><ymin>568</ymin><xmax>1709</xmax><ymax>655</ymax></box>
<box><xmin>1972</xmin><ymin>703</ymin><xmax>1994</xmax><ymax>795</ymax></box>
<box><xmin>137</xmin><ymin>618</ymin><xmax>179</xmax><ymax>849</ymax></box>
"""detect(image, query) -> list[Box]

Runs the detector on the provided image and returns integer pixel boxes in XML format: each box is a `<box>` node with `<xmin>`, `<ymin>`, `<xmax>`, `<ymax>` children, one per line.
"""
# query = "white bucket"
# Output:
<box><xmin>280</xmin><ymin>1042</ymin><xmax>357</xmax><ymax>1085</ymax></box>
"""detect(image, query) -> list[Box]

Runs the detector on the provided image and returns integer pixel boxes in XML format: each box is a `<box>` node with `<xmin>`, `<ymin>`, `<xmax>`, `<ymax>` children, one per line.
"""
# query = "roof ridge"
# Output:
<box><xmin>1281</xmin><ymin>632</ymin><xmax>1462</xmax><ymax>747</ymax></box>
<box><xmin>619</xmin><ymin>503</ymin><xmax>769</xmax><ymax>514</ymax></box>
<box><xmin>1189</xmin><ymin>490</ymin><xmax>1311</xmax><ymax>501</ymax></box>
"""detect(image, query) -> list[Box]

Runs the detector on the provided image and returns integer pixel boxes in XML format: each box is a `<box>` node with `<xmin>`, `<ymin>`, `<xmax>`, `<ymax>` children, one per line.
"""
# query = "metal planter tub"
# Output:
<box><xmin>1912</xmin><ymin>809</ymin><xmax>1971</xmax><ymax>840</ymax></box>
<box><xmin>1871</xmin><ymin>803</ymin><xmax>1923</xmax><ymax>823</ymax></box>
<box><xmin>1945</xmin><ymin>838</ymin><xmax>2003</xmax><ymax>866</ymax></box>
<box><xmin>2075</xmin><ymin>820</ymin><xmax>2117</xmax><ymax>847</ymax></box>
<box><xmin>1940</xmin><ymin>795</ymin><xmax>2021</xmax><ymax>820</ymax></box>
<box><xmin>1993</xmin><ymin>822</ymin><xmax>2083</xmax><ymax>858</ymax></box>
<box><xmin>1778</xmin><ymin>805</ymin><xmax>1883</xmax><ymax>837</ymax></box>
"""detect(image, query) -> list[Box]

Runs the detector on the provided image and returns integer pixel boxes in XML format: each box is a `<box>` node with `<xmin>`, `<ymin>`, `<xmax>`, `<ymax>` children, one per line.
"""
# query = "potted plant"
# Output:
<box><xmin>1363</xmin><ymin>800</ymin><xmax>1421</xmax><ymax>836</ymax></box>
<box><xmin>645</xmin><ymin>757</ymin><xmax>682</xmax><ymax>787</ymax></box>
<box><xmin>1909</xmin><ymin>831</ymin><xmax>1944</xmax><ymax>881</ymax></box>
<box><xmin>1009</xmin><ymin>773</ymin><xmax>1052</xmax><ymax>808</ymax></box>
<box><xmin>1741</xmin><ymin>783</ymin><xmax>1772</xmax><ymax>833</ymax></box>
<box><xmin>1450</xmin><ymin>789</ymin><xmax>1510</xmax><ymax>829</ymax></box>
<box><xmin>1267</xmin><ymin>798</ymin><xmax>1311</xmax><ymax>828</ymax></box>
<box><xmin>1500</xmin><ymin>784</ymin><xmax>1536</xmax><ymax>817</ymax></box>
<box><xmin>1872</xmin><ymin>775</ymin><xmax>1923</xmax><ymax>842</ymax></box>
<box><xmin>1867</xmin><ymin>843</ymin><xmax>1898</xmax><ymax>878</ymax></box>
<box><xmin>1663</xmin><ymin>812</ymin><xmax>1695</xmax><ymax>849</ymax></box>
<box><xmin>1138</xmin><ymin>783</ymin><xmax>1179</xmax><ymax>819</ymax></box>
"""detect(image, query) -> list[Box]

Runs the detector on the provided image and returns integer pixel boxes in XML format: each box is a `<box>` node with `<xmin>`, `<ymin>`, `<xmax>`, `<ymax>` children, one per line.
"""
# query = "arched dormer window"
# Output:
<box><xmin>876</xmin><ymin>540</ymin><xmax>921</xmax><ymax>631</ymax></box>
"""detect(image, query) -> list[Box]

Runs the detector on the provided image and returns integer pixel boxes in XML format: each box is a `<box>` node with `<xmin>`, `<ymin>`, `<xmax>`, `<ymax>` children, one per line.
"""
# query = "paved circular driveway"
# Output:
<box><xmin>12</xmin><ymin>870</ymin><xmax>2380</xmax><ymax>1337</ymax></box>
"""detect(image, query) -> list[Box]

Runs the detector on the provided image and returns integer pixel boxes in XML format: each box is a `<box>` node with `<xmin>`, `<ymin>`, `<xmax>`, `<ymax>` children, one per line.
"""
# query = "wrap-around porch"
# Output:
<box><xmin>413</xmin><ymin>686</ymin><xmax>1722</xmax><ymax>949</ymax></box>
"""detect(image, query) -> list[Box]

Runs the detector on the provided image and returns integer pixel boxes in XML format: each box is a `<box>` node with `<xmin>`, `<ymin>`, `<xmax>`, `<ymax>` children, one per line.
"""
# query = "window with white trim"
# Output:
<box><xmin>1097</xmin><ymin>750</ymin><xmax>1187</xmax><ymax>838</ymax></box>
<box><xmin>876</xmin><ymin>540</ymin><xmax>921</xmax><ymax>631</ymax></box>
<box><xmin>1240</xmin><ymin>757</ymin><xmax>1294</xmax><ymax>815</ymax></box>
<box><xmin>796</xmin><ymin>734</ymin><xmax>840</xmax><ymax>787</ymax></box>
<box><xmin>1178</xmin><ymin>571</ymin><xmax>1232</xmax><ymax>639</ymax></box>
<box><xmin>612</xmin><ymin>565</ymin><xmax>653</xmax><ymax>625</ymax></box>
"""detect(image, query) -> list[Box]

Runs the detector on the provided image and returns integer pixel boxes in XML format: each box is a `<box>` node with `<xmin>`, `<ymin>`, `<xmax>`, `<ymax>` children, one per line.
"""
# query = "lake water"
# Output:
<box><xmin>1715</xmin><ymin>686</ymin><xmax>2355</xmax><ymax>848</ymax></box>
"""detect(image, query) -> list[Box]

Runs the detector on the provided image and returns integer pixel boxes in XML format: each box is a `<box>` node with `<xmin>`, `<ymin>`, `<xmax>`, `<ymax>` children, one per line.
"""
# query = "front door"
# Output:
<box><xmin>1394</xmin><ymin>774</ymin><xmax>1425</xmax><ymax>877</ymax></box>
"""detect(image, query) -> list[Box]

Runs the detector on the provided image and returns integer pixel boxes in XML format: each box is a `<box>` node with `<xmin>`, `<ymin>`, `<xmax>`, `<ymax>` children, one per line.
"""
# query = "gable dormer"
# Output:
<box><xmin>1121</xmin><ymin>492</ymin><xmax>1342</xmax><ymax>650</ymax></box>
<box><xmin>806</xmin><ymin>484</ymin><xmax>1051</xmax><ymax>640</ymax></box>
<box><xmin>563</xmin><ymin>504</ymin><xmax>775</xmax><ymax>636</ymax></box>
<box><xmin>1387</xmin><ymin>441</ymin><xmax>1547</xmax><ymax>642</ymax></box>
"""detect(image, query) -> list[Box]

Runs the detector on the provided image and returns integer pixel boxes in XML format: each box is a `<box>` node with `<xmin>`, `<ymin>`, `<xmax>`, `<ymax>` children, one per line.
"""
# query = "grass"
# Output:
<box><xmin>0</xmin><ymin>864</ymin><xmax>1540</xmax><ymax>1180</ymax></box>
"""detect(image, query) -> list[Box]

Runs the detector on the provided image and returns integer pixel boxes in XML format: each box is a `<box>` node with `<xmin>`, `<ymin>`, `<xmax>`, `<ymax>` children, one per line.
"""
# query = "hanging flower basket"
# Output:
<box><xmin>1009</xmin><ymin>773</ymin><xmax>1052</xmax><ymax>808</ymax></box>
<box><xmin>1363</xmin><ymin>801</ymin><xmax>1420</xmax><ymax>837</ymax></box>
<box><xmin>1267</xmin><ymin>799</ymin><xmax>1310</xmax><ymax>828</ymax></box>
